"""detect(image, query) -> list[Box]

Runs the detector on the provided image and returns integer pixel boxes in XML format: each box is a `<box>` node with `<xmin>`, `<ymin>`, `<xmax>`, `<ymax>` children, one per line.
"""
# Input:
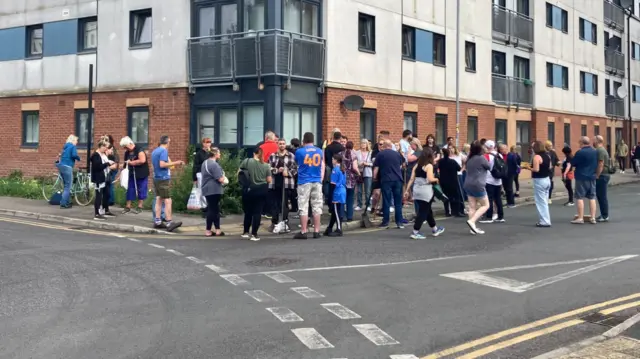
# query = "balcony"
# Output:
<box><xmin>492</xmin><ymin>4</ymin><xmax>534</xmax><ymax>49</ymax></box>
<box><xmin>603</xmin><ymin>0</ymin><xmax>625</xmax><ymax>32</ymax></box>
<box><xmin>492</xmin><ymin>75</ymin><xmax>534</xmax><ymax>107</ymax></box>
<box><xmin>605</xmin><ymin>97</ymin><xmax>625</xmax><ymax>118</ymax></box>
<box><xmin>605</xmin><ymin>48</ymin><xmax>625</xmax><ymax>76</ymax></box>
<box><xmin>188</xmin><ymin>29</ymin><xmax>326</xmax><ymax>85</ymax></box>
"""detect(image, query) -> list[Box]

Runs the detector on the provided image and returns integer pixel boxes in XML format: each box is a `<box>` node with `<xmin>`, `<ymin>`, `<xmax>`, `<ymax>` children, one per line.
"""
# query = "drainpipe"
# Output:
<box><xmin>455</xmin><ymin>0</ymin><xmax>460</xmax><ymax>147</ymax></box>
<box><xmin>627</xmin><ymin>11</ymin><xmax>633</xmax><ymax>148</ymax></box>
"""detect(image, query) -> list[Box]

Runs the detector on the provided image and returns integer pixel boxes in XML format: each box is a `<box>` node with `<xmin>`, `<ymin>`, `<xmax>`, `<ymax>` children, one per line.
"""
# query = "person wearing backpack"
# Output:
<box><xmin>479</xmin><ymin>140</ymin><xmax>506</xmax><ymax>224</ymax></box>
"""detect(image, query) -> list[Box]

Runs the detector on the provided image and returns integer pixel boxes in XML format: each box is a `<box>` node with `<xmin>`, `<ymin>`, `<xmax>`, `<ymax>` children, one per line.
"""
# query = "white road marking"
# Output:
<box><xmin>205</xmin><ymin>264</ymin><xmax>228</xmax><ymax>273</ymax></box>
<box><xmin>244</xmin><ymin>290</ymin><xmax>277</xmax><ymax>302</ymax></box>
<box><xmin>321</xmin><ymin>303</ymin><xmax>361</xmax><ymax>319</ymax></box>
<box><xmin>266</xmin><ymin>307</ymin><xmax>304</xmax><ymax>322</ymax></box>
<box><xmin>148</xmin><ymin>243</ymin><xmax>165</xmax><ymax>249</ymax></box>
<box><xmin>390</xmin><ymin>355</ymin><xmax>419</xmax><ymax>359</ymax></box>
<box><xmin>353</xmin><ymin>324</ymin><xmax>399</xmax><ymax>346</ymax></box>
<box><xmin>219</xmin><ymin>274</ymin><xmax>250</xmax><ymax>286</ymax></box>
<box><xmin>265</xmin><ymin>272</ymin><xmax>296</xmax><ymax>283</ymax></box>
<box><xmin>230</xmin><ymin>254</ymin><xmax>475</xmax><ymax>276</ymax></box>
<box><xmin>127</xmin><ymin>238</ymin><xmax>141</xmax><ymax>242</ymax></box>
<box><xmin>291</xmin><ymin>328</ymin><xmax>335</xmax><ymax>349</ymax></box>
<box><xmin>603</xmin><ymin>312</ymin><xmax>640</xmax><ymax>337</ymax></box>
<box><xmin>166</xmin><ymin>249</ymin><xmax>183</xmax><ymax>256</ymax></box>
<box><xmin>441</xmin><ymin>255</ymin><xmax>638</xmax><ymax>293</ymax></box>
<box><xmin>186</xmin><ymin>256</ymin><xmax>205</xmax><ymax>264</ymax></box>
<box><xmin>291</xmin><ymin>287</ymin><xmax>325</xmax><ymax>299</ymax></box>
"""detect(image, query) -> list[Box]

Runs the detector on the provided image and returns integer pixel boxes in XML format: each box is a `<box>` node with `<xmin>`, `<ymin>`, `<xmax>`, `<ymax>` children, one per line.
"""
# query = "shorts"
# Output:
<box><xmin>574</xmin><ymin>179</ymin><xmax>596</xmax><ymax>200</ymax></box>
<box><xmin>466</xmin><ymin>190</ymin><xmax>487</xmax><ymax>198</ymax></box>
<box><xmin>297</xmin><ymin>182</ymin><xmax>323</xmax><ymax>216</ymax></box>
<box><xmin>154</xmin><ymin>179</ymin><xmax>171</xmax><ymax>199</ymax></box>
<box><xmin>126</xmin><ymin>176</ymin><xmax>149</xmax><ymax>201</ymax></box>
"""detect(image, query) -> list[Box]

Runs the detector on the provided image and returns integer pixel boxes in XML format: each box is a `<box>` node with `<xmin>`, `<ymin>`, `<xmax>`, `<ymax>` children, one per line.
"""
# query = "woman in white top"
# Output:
<box><xmin>355</xmin><ymin>139</ymin><xmax>373</xmax><ymax>211</ymax></box>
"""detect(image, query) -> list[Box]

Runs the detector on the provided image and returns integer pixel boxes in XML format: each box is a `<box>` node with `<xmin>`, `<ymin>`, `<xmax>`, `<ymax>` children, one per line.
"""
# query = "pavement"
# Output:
<box><xmin>1</xmin><ymin>172</ymin><xmax>639</xmax><ymax>237</ymax></box>
<box><xmin>2</xmin><ymin>179</ymin><xmax>640</xmax><ymax>358</ymax></box>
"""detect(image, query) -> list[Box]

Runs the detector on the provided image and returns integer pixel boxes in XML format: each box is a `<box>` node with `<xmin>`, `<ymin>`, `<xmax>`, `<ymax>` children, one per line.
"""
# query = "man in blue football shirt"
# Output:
<box><xmin>294</xmin><ymin>132</ymin><xmax>325</xmax><ymax>240</ymax></box>
<box><xmin>151</xmin><ymin>135</ymin><xmax>185</xmax><ymax>232</ymax></box>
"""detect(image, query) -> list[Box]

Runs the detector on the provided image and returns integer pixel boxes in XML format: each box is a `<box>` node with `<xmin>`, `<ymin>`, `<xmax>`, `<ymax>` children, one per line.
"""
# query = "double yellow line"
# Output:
<box><xmin>422</xmin><ymin>292</ymin><xmax>640</xmax><ymax>359</ymax></box>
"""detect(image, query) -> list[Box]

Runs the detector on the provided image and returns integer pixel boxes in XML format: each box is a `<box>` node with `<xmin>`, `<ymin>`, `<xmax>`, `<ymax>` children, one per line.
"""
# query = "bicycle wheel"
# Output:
<box><xmin>74</xmin><ymin>174</ymin><xmax>95</xmax><ymax>206</ymax></box>
<box><xmin>42</xmin><ymin>175</ymin><xmax>63</xmax><ymax>202</ymax></box>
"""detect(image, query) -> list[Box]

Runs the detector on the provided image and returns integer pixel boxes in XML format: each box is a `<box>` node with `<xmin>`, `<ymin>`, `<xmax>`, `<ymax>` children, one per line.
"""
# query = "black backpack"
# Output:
<box><xmin>490</xmin><ymin>153</ymin><xmax>507</xmax><ymax>179</ymax></box>
<box><xmin>238</xmin><ymin>168</ymin><xmax>251</xmax><ymax>189</ymax></box>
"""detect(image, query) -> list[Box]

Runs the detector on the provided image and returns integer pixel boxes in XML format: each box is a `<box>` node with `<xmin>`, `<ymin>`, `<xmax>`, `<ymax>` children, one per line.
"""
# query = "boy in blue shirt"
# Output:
<box><xmin>325</xmin><ymin>154</ymin><xmax>346</xmax><ymax>237</ymax></box>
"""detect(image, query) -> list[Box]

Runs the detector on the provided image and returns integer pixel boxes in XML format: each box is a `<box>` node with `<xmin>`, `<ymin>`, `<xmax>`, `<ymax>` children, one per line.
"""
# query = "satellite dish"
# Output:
<box><xmin>616</xmin><ymin>86</ymin><xmax>628</xmax><ymax>99</ymax></box>
<box><xmin>341</xmin><ymin>95</ymin><xmax>365</xmax><ymax>111</ymax></box>
<box><xmin>620</xmin><ymin>0</ymin><xmax>634</xmax><ymax>10</ymax></box>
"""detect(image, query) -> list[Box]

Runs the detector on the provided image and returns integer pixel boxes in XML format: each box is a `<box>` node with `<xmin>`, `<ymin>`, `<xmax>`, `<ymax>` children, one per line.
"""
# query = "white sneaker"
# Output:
<box><xmin>390</xmin><ymin>207</ymin><xmax>395</xmax><ymax>213</ymax></box>
<box><xmin>492</xmin><ymin>213</ymin><xmax>498</xmax><ymax>220</ymax></box>
<box><xmin>354</xmin><ymin>206</ymin><xmax>362</xmax><ymax>211</ymax></box>
<box><xmin>548</xmin><ymin>199</ymin><xmax>552</xmax><ymax>204</ymax></box>
<box><xmin>475</xmin><ymin>227</ymin><xmax>486</xmax><ymax>234</ymax></box>
<box><xmin>250</xmin><ymin>235</ymin><xmax>260</xmax><ymax>241</ymax></box>
<box><xmin>241</xmin><ymin>233</ymin><xmax>250</xmax><ymax>238</ymax></box>
<box><xmin>367</xmin><ymin>206</ymin><xmax>372</xmax><ymax>212</ymax></box>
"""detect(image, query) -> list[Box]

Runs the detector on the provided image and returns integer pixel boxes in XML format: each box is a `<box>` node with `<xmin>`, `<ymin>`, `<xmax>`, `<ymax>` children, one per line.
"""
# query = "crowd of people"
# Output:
<box><xmin>54</xmin><ymin>127</ymin><xmax>636</xmax><ymax>240</ymax></box>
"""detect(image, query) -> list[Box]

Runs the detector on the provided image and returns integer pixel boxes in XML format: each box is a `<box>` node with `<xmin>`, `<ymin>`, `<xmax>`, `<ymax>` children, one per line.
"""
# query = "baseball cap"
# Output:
<box><xmin>485</xmin><ymin>140</ymin><xmax>496</xmax><ymax>149</ymax></box>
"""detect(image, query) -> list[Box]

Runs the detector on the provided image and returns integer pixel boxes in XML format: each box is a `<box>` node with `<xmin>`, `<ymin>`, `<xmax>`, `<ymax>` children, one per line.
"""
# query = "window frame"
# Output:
<box><xmin>465</xmin><ymin>41</ymin><xmax>476</xmax><ymax>72</ymax></box>
<box><xmin>633</xmin><ymin>85</ymin><xmax>640</xmax><ymax>102</ymax></box>
<box><xmin>22</xmin><ymin>110</ymin><xmax>40</xmax><ymax>147</ymax></box>
<box><xmin>403</xmin><ymin>112</ymin><xmax>417</xmax><ymax>136</ymax></box>
<box><xmin>282</xmin><ymin>0</ymin><xmax>319</xmax><ymax>37</ymax></box>
<box><xmin>546</xmin><ymin>3</ymin><xmax>568</xmax><ymax>33</ymax></box>
<box><xmin>129</xmin><ymin>8</ymin><xmax>153</xmax><ymax>49</ymax></box>
<box><xmin>492</xmin><ymin>50</ymin><xmax>507</xmax><ymax>75</ymax></box>
<box><xmin>433</xmin><ymin>32</ymin><xmax>446</xmax><ymax>66</ymax></box>
<box><xmin>358</xmin><ymin>12</ymin><xmax>376</xmax><ymax>53</ymax></box>
<box><xmin>359</xmin><ymin>109</ymin><xmax>377</xmax><ymax>143</ymax></box>
<box><xmin>594</xmin><ymin>124</ymin><xmax>600</xmax><ymax>136</ymax></box>
<box><xmin>548</xmin><ymin>122</ymin><xmax>555</xmax><ymax>145</ymax></box>
<box><xmin>495</xmin><ymin>119</ymin><xmax>508</xmax><ymax>147</ymax></box>
<box><xmin>579</xmin><ymin>18</ymin><xmax>597</xmax><ymax>45</ymax></box>
<box><xmin>78</xmin><ymin>16</ymin><xmax>98</xmax><ymax>53</ymax></box>
<box><xmin>282</xmin><ymin>104</ymin><xmax>321</xmax><ymax>145</ymax></box>
<box><xmin>579</xmin><ymin>71</ymin><xmax>598</xmax><ymax>95</ymax></box>
<box><xmin>127</xmin><ymin>106</ymin><xmax>150</xmax><ymax>148</ymax></box>
<box><xmin>74</xmin><ymin>109</ymin><xmax>94</xmax><ymax>148</ymax></box>
<box><xmin>581</xmin><ymin>124</ymin><xmax>587</xmax><ymax>137</ymax></box>
<box><xmin>26</xmin><ymin>24</ymin><xmax>43</xmax><ymax>59</ymax></box>
<box><xmin>401</xmin><ymin>25</ymin><xmax>416</xmax><ymax>60</ymax></box>
<box><xmin>435</xmin><ymin>114</ymin><xmax>448</xmax><ymax>146</ymax></box>
<box><xmin>546</xmin><ymin>62</ymin><xmax>569</xmax><ymax>90</ymax></box>
<box><xmin>467</xmin><ymin>116</ymin><xmax>478</xmax><ymax>142</ymax></box>
<box><xmin>563</xmin><ymin>123</ymin><xmax>571</xmax><ymax>148</ymax></box>
<box><xmin>514</xmin><ymin>55</ymin><xmax>530</xmax><ymax>79</ymax></box>
<box><xmin>633</xmin><ymin>42</ymin><xmax>640</xmax><ymax>60</ymax></box>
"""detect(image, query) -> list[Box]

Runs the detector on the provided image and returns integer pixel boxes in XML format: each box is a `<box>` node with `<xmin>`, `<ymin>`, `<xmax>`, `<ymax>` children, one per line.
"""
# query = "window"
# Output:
<box><xmin>196</xmin><ymin>108</ymin><xmax>239</xmax><ymax>145</ymax></box>
<box><xmin>516</xmin><ymin>0</ymin><xmax>530</xmax><ymax>16</ymax></box>
<box><xmin>130</xmin><ymin>9</ymin><xmax>152</xmax><ymax>48</ymax></box>
<box><xmin>284</xmin><ymin>0</ymin><xmax>318</xmax><ymax>36</ymax></box>
<box><xmin>358</xmin><ymin>13</ymin><xmax>375</xmax><ymax>52</ymax></box>
<box><xmin>198</xmin><ymin>6</ymin><xmax>216</xmax><ymax>36</ymax></box>
<box><xmin>563</xmin><ymin>123</ymin><xmax>571</xmax><ymax>148</ymax></box>
<box><xmin>26</xmin><ymin>25</ymin><xmax>43</xmax><ymax>57</ymax></box>
<box><xmin>22</xmin><ymin>111</ymin><xmax>39</xmax><ymax>146</ymax></box>
<box><xmin>514</xmin><ymin>56</ymin><xmax>530</xmax><ymax>79</ymax></box>
<box><xmin>433</xmin><ymin>33</ymin><xmax>446</xmax><ymax>66</ymax></box>
<box><xmin>283</xmin><ymin>106</ymin><xmax>318</xmax><ymax>143</ymax></box>
<box><xmin>634</xmin><ymin>128</ymin><xmax>638</xmax><ymax>145</ymax></box>
<box><xmin>546</xmin><ymin>63</ymin><xmax>569</xmax><ymax>90</ymax></box>
<box><xmin>435</xmin><ymin>114</ymin><xmax>447</xmax><ymax>146</ymax></box>
<box><xmin>467</xmin><ymin>116</ymin><xmax>478</xmax><ymax>142</ymax></box>
<box><xmin>78</xmin><ymin>17</ymin><xmax>98</xmax><ymax>52</ymax></box>
<box><xmin>605</xmin><ymin>79</ymin><xmax>611</xmax><ymax>96</ymax></box>
<box><xmin>360</xmin><ymin>109</ymin><xmax>376</xmax><ymax>142</ymax></box>
<box><xmin>492</xmin><ymin>51</ymin><xmax>506</xmax><ymax>75</ymax></box>
<box><xmin>127</xmin><ymin>107</ymin><xmax>149</xmax><ymax>146</ymax></box>
<box><xmin>465</xmin><ymin>41</ymin><xmax>476</xmax><ymax>71</ymax></box>
<box><xmin>75</xmin><ymin>109</ymin><xmax>94</xmax><ymax>147</ymax></box>
<box><xmin>516</xmin><ymin>121</ymin><xmax>531</xmax><ymax>162</ymax></box>
<box><xmin>546</xmin><ymin>3</ymin><xmax>568</xmax><ymax>32</ymax></box>
<box><xmin>581</xmin><ymin>124</ymin><xmax>587</xmax><ymax>136</ymax></box>
<box><xmin>495</xmin><ymin>119</ymin><xmax>507</xmax><ymax>146</ymax></box>
<box><xmin>579</xmin><ymin>18</ymin><xmax>597</xmax><ymax>44</ymax></box>
<box><xmin>594</xmin><ymin>124</ymin><xmax>600</xmax><ymax>136</ymax></box>
<box><xmin>634</xmin><ymin>42</ymin><xmax>640</xmax><ymax>60</ymax></box>
<box><xmin>548</xmin><ymin>122</ymin><xmax>555</xmax><ymax>145</ymax></box>
<box><xmin>402</xmin><ymin>25</ymin><xmax>415</xmax><ymax>60</ymax></box>
<box><xmin>579</xmin><ymin>71</ymin><xmax>598</xmax><ymax>95</ymax></box>
<box><xmin>243</xmin><ymin>106</ymin><xmax>264</xmax><ymax>145</ymax></box>
<box><xmin>197</xmin><ymin>3</ymin><xmax>237</xmax><ymax>37</ymax></box>
<box><xmin>403</xmin><ymin>112</ymin><xmax>417</xmax><ymax>135</ymax></box>
<box><xmin>633</xmin><ymin>85</ymin><xmax>640</xmax><ymax>102</ymax></box>
<box><xmin>198</xmin><ymin>110</ymin><xmax>215</xmax><ymax>141</ymax></box>
<box><xmin>245</xmin><ymin>0</ymin><xmax>265</xmax><ymax>32</ymax></box>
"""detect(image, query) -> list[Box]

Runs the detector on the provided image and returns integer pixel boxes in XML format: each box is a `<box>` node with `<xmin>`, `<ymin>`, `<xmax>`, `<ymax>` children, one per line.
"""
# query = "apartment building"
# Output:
<box><xmin>2</xmin><ymin>0</ymin><xmax>640</xmax><ymax>176</ymax></box>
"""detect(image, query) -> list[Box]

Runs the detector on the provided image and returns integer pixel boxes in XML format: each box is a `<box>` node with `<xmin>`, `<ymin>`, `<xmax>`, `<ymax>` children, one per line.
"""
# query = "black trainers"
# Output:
<box><xmin>165</xmin><ymin>221</ymin><xmax>183</xmax><ymax>232</ymax></box>
<box><xmin>328</xmin><ymin>230</ymin><xmax>343</xmax><ymax>237</ymax></box>
<box><xmin>293</xmin><ymin>232</ymin><xmax>308</xmax><ymax>240</ymax></box>
<box><xmin>313</xmin><ymin>232</ymin><xmax>322</xmax><ymax>239</ymax></box>
<box><xmin>153</xmin><ymin>222</ymin><xmax>167</xmax><ymax>229</ymax></box>
<box><xmin>104</xmin><ymin>211</ymin><xmax>116</xmax><ymax>217</ymax></box>
<box><xmin>94</xmin><ymin>214</ymin><xmax>106</xmax><ymax>221</ymax></box>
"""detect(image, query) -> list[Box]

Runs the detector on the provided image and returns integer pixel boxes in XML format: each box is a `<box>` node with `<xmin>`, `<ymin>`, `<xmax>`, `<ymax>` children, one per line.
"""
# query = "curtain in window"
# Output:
<box><xmin>244</xmin><ymin>0</ymin><xmax>265</xmax><ymax>32</ymax></box>
<box><xmin>243</xmin><ymin>107</ymin><xmax>264</xmax><ymax>145</ymax></box>
<box><xmin>25</xmin><ymin>115</ymin><xmax>39</xmax><ymax>143</ymax></box>
<box><xmin>359</xmin><ymin>18</ymin><xmax>372</xmax><ymax>49</ymax></box>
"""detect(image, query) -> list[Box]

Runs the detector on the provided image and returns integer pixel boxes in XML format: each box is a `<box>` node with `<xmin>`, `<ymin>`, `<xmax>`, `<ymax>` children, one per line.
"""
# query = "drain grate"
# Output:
<box><xmin>245</xmin><ymin>257</ymin><xmax>300</xmax><ymax>267</ymax></box>
<box><xmin>581</xmin><ymin>307</ymin><xmax>640</xmax><ymax>328</ymax></box>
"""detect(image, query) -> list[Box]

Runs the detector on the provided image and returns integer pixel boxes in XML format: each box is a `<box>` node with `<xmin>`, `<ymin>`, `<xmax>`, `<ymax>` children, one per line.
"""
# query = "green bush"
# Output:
<box><xmin>0</xmin><ymin>178</ymin><xmax>43</xmax><ymax>199</ymax></box>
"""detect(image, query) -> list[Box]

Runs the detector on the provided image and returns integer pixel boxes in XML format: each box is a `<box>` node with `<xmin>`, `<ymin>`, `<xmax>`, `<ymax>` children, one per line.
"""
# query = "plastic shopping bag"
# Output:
<box><xmin>120</xmin><ymin>167</ymin><xmax>129</xmax><ymax>189</ymax></box>
<box><xmin>187</xmin><ymin>185</ymin><xmax>202</xmax><ymax>210</ymax></box>
<box><xmin>196</xmin><ymin>173</ymin><xmax>207</xmax><ymax>208</ymax></box>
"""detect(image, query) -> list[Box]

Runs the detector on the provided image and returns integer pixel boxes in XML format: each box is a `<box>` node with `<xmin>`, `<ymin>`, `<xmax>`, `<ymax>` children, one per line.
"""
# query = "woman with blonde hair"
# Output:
<box><xmin>355</xmin><ymin>138</ymin><xmax>373</xmax><ymax>211</ymax></box>
<box><xmin>57</xmin><ymin>135</ymin><xmax>81</xmax><ymax>208</ymax></box>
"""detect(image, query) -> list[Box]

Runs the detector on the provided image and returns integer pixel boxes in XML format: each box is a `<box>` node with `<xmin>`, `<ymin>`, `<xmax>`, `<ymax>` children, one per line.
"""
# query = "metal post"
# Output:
<box><xmin>455</xmin><ymin>0</ymin><xmax>460</xmax><ymax>147</ymax></box>
<box><xmin>627</xmin><ymin>12</ymin><xmax>633</xmax><ymax>150</ymax></box>
<box><xmin>86</xmin><ymin>64</ymin><xmax>94</xmax><ymax>172</ymax></box>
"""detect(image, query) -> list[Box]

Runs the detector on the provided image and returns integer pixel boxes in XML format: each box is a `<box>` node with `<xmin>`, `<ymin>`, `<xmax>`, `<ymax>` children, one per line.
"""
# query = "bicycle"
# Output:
<box><xmin>42</xmin><ymin>164</ymin><xmax>95</xmax><ymax>206</ymax></box>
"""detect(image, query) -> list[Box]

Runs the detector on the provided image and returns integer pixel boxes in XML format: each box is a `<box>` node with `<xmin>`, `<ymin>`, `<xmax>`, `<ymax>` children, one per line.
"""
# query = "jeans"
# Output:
<box><xmin>596</xmin><ymin>176</ymin><xmax>610</xmax><ymax>218</ymax></box>
<box><xmin>514</xmin><ymin>173</ymin><xmax>520</xmax><ymax>192</ymax></box>
<box><xmin>152</xmin><ymin>189</ymin><xmax>166</xmax><ymax>222</ymax></box>
<box><xmin>356</xmin><ymin>177</ymin><xmax>373</xmax><ymax>208</ymax></box>
<box><xmin>485</xmin><ymin>183</ymin><xmax>504</xmax><ymax>219</ymax></box>
<box><xmin>108</xmin><ymin>170</ymin><xmax>118</xmax><ymax>205</ymax></box>
<box><xmin>346</xmin><ymin>188</ymin><xmax>355</xmax><ymax>220</ymax></box>
<box><xmin>548</xmin><ymin>175</ymin><xmax>554</xmax><ymax>199</ymax></box>
<box><xmin>504</xmin><ymin>174</ymin><xmax>516</xmax><ymax>206</ymax></box>
<box><xmin>381</xmin><ymin>181</ymin><xmax>403</xmax><ymax>225</ymax></box>
<box><xmin>533</xmin><ymin>177</ymin><xmax>551</xmax><ymax>225</ymax></box>
<box><xmin>57</xmin><ymin>164</ymin><xmax>73</xmax><ymax>206</ymax></box>
<box><xmin>459</xmin><ymin>173</ymin><xmax>468</xmax><ymax>201</ymax></box>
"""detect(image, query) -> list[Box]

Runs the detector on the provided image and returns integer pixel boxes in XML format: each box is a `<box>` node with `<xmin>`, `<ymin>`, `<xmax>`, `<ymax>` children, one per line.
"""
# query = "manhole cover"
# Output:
<box><xmin>245</xmin><ymin>257</ymin><xmax>299</xmax><ymax>267</ymax></box>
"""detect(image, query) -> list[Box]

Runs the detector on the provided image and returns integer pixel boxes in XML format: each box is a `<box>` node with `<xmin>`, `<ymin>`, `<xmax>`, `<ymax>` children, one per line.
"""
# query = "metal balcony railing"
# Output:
<box><xmin>603</xmin><ymin>0</ymin><xmax>625</xmax><ymax>32</ymax></box>
<box><xmin>187</xmin><ymin>29</ymin><xmax>326</xmax><ymax>85</ymax></box>
<box><xmin>492</xmin><ymin>4</ymin><xmax>534</xmax><ymax>49</ymax></box>
<box><xmin>492</xmin><ymin>75</ymin><xmax>534</xmax><ymax>107</ymax></box>
<box><xmin>605</xmin><ymin>97</ymin><xmax>625</xmax><ymax>117</ymax></box>
<box><xmin>605</xmin><ymin>48</ymin><xmax>625</xmax><ymax>76</ymax></box>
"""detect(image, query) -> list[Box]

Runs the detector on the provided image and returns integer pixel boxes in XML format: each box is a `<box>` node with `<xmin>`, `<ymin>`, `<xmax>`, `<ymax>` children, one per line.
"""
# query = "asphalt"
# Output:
<box><xmin>1</xmin><ymin>183</ymin><xmax>640</xmax><ymax>358</ymax></box>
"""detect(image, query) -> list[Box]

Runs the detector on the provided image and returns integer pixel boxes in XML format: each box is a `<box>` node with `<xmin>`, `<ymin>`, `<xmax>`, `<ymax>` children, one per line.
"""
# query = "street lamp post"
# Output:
<box><xmin>455</xmin><ymin>0</ymin><xmax>460</xmax><ymax>147</ymax></box>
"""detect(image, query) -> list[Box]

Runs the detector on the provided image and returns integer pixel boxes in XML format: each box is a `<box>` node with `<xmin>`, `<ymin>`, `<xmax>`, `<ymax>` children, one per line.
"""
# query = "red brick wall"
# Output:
<box><xmin>0</xmin><ymin>88</ymin><xmax>190</xmax><ymax>177</ymax></box>
<box><xmin>531</xmin><ymin>110</ymin><xmax>606</xmax><ymax>154</ymax></box>
<box><xmin>323</xmin><ymin>88</ymin><xmax>495</xmax><ymax>145</ymax></box>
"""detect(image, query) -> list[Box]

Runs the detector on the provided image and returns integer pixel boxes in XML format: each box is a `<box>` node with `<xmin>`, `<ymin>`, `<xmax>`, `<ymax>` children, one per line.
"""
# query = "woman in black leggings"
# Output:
<box><xmin>404</xmin><ymin>149</ymin><xmax>445</xmax><ymax>239</ymax></box>
<box><xmin>201</xmin><ymin>148</ymin><xmax>226</xmax><ymax>237</ymax></box>
<box><xmin>561</xmin><ymin>146</ymin><xmax>575</xmax><ymax>206</ymax></box>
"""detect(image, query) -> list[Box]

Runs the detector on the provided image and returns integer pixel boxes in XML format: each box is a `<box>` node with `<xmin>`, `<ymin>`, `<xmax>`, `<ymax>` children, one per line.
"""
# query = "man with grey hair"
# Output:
<box><xmin>570</xmin><ymin>136</ymin><xmax>598</xmax><ymax>224</ymax></box>
<box><xmin>150</xmin><ymin>135</ymin><xmax>185</xmax><ymax>232</ymax></box>
<box><xmin>594</xmin><ymin>135</ymin><xmax>611</xmax><ymax>222</ymax></box>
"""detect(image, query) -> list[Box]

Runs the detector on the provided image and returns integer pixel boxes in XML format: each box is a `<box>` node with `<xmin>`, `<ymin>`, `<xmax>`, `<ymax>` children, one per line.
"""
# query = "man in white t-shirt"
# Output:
<box><xmin>479</xmin><ymin>140</ymin><xmax>505</xmax><ymax>223</ymax></box>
